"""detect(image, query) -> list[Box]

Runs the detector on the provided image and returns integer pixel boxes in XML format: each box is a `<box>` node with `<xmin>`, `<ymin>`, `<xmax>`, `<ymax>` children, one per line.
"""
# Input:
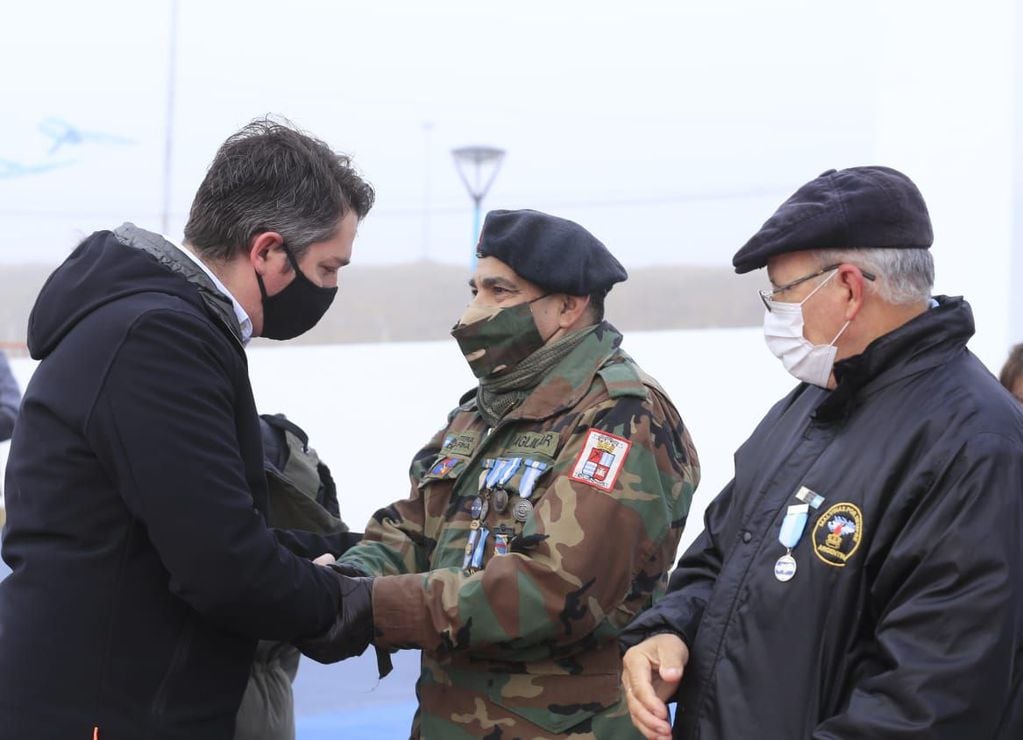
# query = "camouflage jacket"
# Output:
<box><xmin>340</xmin><ymin>322</ymin><xmax>699</xmax><ymax>738</ymax></box>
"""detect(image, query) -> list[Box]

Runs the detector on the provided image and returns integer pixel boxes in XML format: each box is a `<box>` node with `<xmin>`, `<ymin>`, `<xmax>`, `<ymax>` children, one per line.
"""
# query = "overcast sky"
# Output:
<box><xmin>0</xmin><ymin>0</ymin><xmax>896</xmax><ymax>267</ymax></box>
<box><xmin>0</xmin><ymin>0</ymin><xmax>1017</xmax><ymax>298</ymax></box>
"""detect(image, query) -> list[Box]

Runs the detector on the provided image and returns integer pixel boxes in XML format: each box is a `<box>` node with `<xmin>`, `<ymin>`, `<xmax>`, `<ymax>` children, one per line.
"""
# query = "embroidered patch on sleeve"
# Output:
<box><xmin>569</xmin><ymin>429</ymin><xmax>631</xmax><ymax>492</ymax></box>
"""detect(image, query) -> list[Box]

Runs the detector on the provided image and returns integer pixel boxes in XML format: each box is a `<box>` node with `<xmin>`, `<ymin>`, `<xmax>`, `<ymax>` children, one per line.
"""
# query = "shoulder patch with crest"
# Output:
<box><xmin>570</xmin><ymin>429</ymin><xmax>631</xmax><ymax>492</ymax></box>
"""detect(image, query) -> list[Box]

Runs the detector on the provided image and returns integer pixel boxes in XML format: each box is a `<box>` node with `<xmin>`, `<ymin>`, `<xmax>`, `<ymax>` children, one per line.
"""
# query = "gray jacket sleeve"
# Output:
<box><xmin>0</xmin><ymin>352</ymin><xmax>20</xmax><ymax>442</ymax></box>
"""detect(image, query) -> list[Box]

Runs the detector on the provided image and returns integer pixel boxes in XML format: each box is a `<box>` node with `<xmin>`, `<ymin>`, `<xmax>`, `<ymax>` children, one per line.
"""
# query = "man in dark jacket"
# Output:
<box><xmin>0</xmin><ymin>119</ymin><xmax>374</xmax><ymax>739</ymax></box>
<box><xmin>620</xmin><ymin>166</ymin><xmax>1023</xmax><ymax>739</ymax></box>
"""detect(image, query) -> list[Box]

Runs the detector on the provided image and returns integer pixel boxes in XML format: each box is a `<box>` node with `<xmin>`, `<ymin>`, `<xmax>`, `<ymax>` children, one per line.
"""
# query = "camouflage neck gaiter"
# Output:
<box><xmin>451</xmin><ymin>298</ymin><xmax>550</xmax><ymax>380</ymax></box>
<box><xmin>475</xmin><ymin>325</ymin><xmax>596</xmax><ymax>427</ymax></box>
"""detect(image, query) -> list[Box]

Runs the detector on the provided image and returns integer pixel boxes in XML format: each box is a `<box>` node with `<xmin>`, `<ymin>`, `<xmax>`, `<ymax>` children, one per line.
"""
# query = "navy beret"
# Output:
<box><xmin>476</xmin><ymin>209</ymin><xmax>627</xmax><ymax>295</ymax></box>
<box><xmin>732</xmin><ymin>166</ymin><xmax>933</xmax><ymax>274</ymax></box>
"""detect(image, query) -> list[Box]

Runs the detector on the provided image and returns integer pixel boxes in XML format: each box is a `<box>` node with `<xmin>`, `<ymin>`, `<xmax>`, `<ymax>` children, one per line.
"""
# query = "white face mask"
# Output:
<box><xmin>763</xmin><ymin>270</ymin><xmax>850</xmax><ymax>388</ymax></box>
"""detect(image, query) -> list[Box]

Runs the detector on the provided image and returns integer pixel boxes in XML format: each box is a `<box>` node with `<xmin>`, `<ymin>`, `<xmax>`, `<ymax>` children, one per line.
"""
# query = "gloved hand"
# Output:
<box><xmin>295</xmin><ymin>566</ymin><xmax>375</xmax><ymax>664</ymax></box>
<box><xmin>329</xmin><ymin>562</ymin><xmax>370</xmax><ymax>578</ymax></box>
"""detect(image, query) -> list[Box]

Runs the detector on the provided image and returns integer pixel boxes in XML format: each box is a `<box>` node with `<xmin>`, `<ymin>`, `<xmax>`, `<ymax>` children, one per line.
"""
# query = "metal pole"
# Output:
<box><xmin>1013</xmin><ymin>6</ymin><xmax>1023</xmax><ymax>344</ymax></box>
<box><xmin>471</xmin><ymin>197</ymin><xmax>482</xmax><ymax>269</ymax></box>
<box><xmin>160</xmin><ymin>0</ymin><xmax>179</xmax><ymax>235</ymax></box>
<box><xmin>451</xmin><ymin>146</ymin><xmax>505</xmax><ymax>265</ymax></box>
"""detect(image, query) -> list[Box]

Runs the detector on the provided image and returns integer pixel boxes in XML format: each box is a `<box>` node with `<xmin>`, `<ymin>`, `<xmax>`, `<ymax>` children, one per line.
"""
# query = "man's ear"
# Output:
<box><xmin>248</xmin><ymin>232</ymin><xmax>285</xmax><ymax>275</ymax></box>
<box><xmin>558</xmin><ymin>294</ymin><xmax>591</xmax><ymax>329</ymax></box>
<box><xmin>837</xmin><ymin>264</ymin><xmax>868</xmax><ymax>322</ymax></box>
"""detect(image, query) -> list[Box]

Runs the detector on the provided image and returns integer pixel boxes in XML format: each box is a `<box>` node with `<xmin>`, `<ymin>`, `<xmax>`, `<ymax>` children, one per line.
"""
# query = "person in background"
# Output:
<box><xmin>0</xmin><ymin>350</ymin><xmax>17</xmax><ymax>444</ymax></box>
<box><xmin>0</xmin><ymin>119</ymin><xmax>372</xmax><ymax>739</ymax></box>
<box><xmin>0</xmin><ymin>348</ymin><xmax>21</xmax><ymax>527</ymax></box>
<box><xmin>302</xmin><ymin>209</ymin><xmax>700</xmax><ymax>738</ymax></box>
<box><xmin>999</xmin><ymin>343</ymin><xmax>1023</xmax><ymax>403</ymax></box>
<box><xmin>620</xmin><ymin>166</ymin><xmax>1023</xmax><ymax>739</ymax></box>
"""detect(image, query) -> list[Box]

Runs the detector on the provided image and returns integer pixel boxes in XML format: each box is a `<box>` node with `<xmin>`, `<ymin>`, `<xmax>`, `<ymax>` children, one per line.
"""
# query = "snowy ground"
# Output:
<box><xmin>0</xmin><ymin>325</ymin><xmax>1008</xmax><ymax>736</ymax></box>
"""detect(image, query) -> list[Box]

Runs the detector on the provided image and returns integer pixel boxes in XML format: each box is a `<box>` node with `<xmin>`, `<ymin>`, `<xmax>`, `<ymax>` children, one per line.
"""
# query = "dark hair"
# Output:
<box><xmin>184</xmin><ymin>117</ymin><xmax>374</xmax><ymax>262</ymax></box>
<box><xmin>585</xmin><ymin>290</ymin><xmax>607</xmax><ymax>324</ymax></box>
<box><xmin>999</xmin><ymin>343</ymin><xmax>1023</xmax><ymax>395</ymax></box>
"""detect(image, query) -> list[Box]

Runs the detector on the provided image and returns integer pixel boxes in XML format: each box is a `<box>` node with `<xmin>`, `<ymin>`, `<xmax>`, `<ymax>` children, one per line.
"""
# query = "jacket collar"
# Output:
<box><xmin>112</xmin><ymin>223</ymin><xmax>245</xmax><ymax>346</ymax></box>
<box><xmin>503</xmin><ymin>321</ymin><xmax>625</xmax><ymax>422</ymax></box>
<box><xmin>815</xmin><ymin>295</ymin><xmax>974</xmax><ymax>421</ymax></box>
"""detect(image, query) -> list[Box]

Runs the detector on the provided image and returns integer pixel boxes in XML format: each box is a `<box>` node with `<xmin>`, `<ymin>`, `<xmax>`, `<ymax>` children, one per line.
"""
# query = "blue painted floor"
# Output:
<box><xmin>296</xmin><ymin>699</ymin><xmax>418</xmax><ymax>739</ymax></box>
<box><xmin>292</xmin><ymin>648</ymin><xmax>420</xmax><ymax>738</ymax></box>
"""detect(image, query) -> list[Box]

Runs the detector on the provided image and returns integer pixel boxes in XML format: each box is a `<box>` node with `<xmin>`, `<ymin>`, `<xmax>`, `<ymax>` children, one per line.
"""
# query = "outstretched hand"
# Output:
<box><xmin>622</xmin><ymin>632</ymin><xmax>688</xmax><ymax>740</ymax></box>
<box><xmin>294</xmin><ymin>567</ymin><xmax>375</xmax><ymax>664</ymax></box>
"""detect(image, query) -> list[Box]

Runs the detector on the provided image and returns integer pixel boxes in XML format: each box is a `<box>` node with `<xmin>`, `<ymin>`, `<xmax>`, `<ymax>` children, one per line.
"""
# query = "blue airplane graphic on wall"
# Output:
<box><xmin>0</xmin><ymin>118</ymin><xmax>133</xmax><ymax>179</ymax></box>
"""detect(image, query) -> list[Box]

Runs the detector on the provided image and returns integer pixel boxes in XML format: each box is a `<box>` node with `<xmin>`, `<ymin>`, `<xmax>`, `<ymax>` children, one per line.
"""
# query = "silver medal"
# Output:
<box><xmin>774</xmin><ymin>553</ymin><xmax>797</xmax><ymax>582</ymax></box>
<box><xmin>512</xmin><ymin>498</ymin><xmax>533</xmax><ymax>522</ymax></box>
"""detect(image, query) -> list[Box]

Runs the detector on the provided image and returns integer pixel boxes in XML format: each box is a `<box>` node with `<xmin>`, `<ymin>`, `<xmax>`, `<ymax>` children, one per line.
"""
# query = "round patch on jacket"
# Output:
<box><xmin>813</xmin><ymin>502</ymin><xmax>863</xmax><ymax>567</ymax></box>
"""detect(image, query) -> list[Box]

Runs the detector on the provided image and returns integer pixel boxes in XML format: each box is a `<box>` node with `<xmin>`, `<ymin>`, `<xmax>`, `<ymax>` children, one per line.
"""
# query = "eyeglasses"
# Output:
<box><xmin>759</xmin><ymin>263</ymin><xmax>876</xmax><ymax>312</ymax></box>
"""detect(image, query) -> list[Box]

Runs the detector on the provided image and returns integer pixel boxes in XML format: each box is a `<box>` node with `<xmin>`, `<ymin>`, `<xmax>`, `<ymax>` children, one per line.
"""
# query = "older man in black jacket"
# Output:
<box><xmin>0</xmin><ymin>120</ymin><xmax>374</xmax><ymax>739</ymax></box>
<box><xmin>621</xmin><ymin>166</ymin><xmax>1023</xmax><ymax>739</ymax></box>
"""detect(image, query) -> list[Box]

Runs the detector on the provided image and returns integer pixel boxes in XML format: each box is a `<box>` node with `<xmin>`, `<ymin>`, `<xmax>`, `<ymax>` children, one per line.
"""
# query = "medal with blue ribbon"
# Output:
<box><xmin>774</xmin><ymin>486</ymin><xmax>826</xmax><ymax>582</ymax></box>
<box><xmin>470</xmin><ymin>527</ymin><xmax>490</xmax><ymax>571</ymax></box>
<box><xmin>494</xmin><ymin>531</ymin><xmax>511</xmax><ymax>556</ymax></box>
<box><xmin>518</xmin><ymin>459</ymin><xmax>550</xmax><ymax>500</ymax></box>
<box><xmin>466</xmin><ymin>459</ymin><xmax>522</xmax><ymax>572</ymax></box>
<box><xmin>485</xmin><ymin>457</ymin><xmax>522</xmax><ymax>491</ymax></box>
<box><xmin>463</xmin><ymin>524</ymin><xmax>481</xmax><ymax>573</ymax></box>
<box><xmin>774</xmin><ymin>503</ymin><xmax>808</xmax><ymax>582</ymax></box>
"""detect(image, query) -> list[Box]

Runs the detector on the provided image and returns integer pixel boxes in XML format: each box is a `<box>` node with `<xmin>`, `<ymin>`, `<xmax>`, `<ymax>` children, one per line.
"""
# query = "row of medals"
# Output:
<box><xmin>463</xmin><ymin>458</ymin><xmax>548</xmax><ymax>574</ymax></box>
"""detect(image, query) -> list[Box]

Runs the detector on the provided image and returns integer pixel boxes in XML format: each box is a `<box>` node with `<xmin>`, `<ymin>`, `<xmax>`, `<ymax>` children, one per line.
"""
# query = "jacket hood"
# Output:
<box><xmin>27</xmin><ymin>228</ymin><xmax>207</xmax><ymax>360</ymax></box>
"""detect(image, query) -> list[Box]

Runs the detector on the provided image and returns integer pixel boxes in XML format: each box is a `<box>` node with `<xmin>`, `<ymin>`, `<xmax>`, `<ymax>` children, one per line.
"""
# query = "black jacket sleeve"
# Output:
<box><xmin>271</xmin><ymin>528</ymin><xmax>362</xmax><ymax>559</ymax></box>
<box><xmin>85</xmin><ymin>308</ymin><xmax>341</xmax><ymax>641</ymax></box>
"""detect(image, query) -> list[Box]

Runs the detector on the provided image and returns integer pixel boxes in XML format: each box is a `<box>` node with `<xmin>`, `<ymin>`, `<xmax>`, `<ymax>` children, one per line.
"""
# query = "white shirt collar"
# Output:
<box><xmin>166</xmin><ymin>237</ymin><xmax>253</xmax><ymax>346</ymax></box>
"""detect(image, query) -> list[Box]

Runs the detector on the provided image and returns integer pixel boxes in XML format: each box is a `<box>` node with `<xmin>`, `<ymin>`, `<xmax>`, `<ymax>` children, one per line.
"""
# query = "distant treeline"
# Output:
<box><xmin>0</xmin><ymin>262</ymin><xmax>763</xmax><ymax>351</ymax></box>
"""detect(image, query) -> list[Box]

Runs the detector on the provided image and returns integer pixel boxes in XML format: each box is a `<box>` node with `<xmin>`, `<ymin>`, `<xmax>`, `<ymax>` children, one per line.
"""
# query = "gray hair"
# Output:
<box><xmin>184</xmin><ymin>118</ymin><xmax>374</xmax><ymax>263</ymax></box>
<box><xmin>809</xmin><ymin>248</ymin><xmax>934</xmax><ymax>305</ymax></box>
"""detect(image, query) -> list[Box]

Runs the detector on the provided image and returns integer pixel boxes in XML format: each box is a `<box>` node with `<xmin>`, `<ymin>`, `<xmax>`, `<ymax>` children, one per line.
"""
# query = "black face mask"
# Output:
<box><xmin>257</xmin><ymin>244</ymin><xmax>337</xmax><ymax>340</ymax></box>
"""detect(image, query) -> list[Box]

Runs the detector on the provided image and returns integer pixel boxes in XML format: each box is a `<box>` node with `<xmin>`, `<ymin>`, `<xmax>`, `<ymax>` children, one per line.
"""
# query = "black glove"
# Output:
<box><xmin>330</xmin><ymin>562</ymin><xmax>370</xmax><ymax>578</ymax></box>
<box><xmin>295</xmin><ymin>567</ymin><xmax>375</xmax><ymax>664</ymax></box>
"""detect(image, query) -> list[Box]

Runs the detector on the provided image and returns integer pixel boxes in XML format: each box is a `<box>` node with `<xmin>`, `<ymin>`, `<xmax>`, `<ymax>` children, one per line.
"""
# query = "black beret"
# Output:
<box><xmin>476</xmin><ymin>209</ymin><xmax>627</xmax><ymax>295</ymax></box>
<box><xmin>732</xmin><ymin>166</ymin><xmax>933</xmax><ymax>274</ymax></box>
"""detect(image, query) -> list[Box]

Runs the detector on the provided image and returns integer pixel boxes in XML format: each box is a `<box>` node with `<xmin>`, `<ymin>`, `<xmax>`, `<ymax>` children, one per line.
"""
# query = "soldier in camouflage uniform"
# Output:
<box><xmin>324</xmin><ymin>210</ymin><xmax>700</xmax><ymax>738</ymax></box>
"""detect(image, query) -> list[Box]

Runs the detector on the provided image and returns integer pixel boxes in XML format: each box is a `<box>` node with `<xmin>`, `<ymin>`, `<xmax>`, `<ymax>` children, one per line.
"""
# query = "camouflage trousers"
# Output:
<box><xmin>410</xmin><ymin>688</ymin><xmax>643</xmax><ymax>739</ymax></box>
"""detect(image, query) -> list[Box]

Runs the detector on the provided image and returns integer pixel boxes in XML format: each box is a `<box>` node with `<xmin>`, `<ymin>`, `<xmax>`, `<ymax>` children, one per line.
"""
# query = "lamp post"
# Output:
<box><xmin>451</xmin><ymin>145</ymin><xmax>506</xmax><ymax>257</ymax></box>
<box><xmin>160</xmin><ymin>0</ymin><xmax>179</xmax><ymax>235</ymax></box>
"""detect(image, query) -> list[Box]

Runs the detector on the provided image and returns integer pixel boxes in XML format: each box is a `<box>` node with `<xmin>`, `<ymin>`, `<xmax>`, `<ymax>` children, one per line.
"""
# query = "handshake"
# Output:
<box><xmin>295</xmin><ymin>562</ymin><xmax>377</xmax><ymax>665</ymax></box>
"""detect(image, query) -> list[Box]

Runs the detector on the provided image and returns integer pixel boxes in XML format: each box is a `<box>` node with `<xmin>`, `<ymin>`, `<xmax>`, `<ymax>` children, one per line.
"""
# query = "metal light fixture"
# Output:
<box><xmin>451</xmin><ymin>145</ymin><xmax>506</xmax><ymax>257</ymax></box>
